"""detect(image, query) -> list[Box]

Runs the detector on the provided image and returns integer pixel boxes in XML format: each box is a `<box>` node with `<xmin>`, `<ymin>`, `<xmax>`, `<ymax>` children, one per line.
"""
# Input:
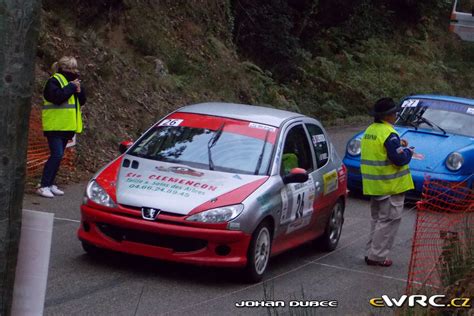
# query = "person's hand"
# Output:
<box><xmin>400</xmin><ymin>139</ymin><xmax>408</xmax><ymax>147</ymax></box>
<box><xmin>72</xmin><ymin>79</ymin><xmax>81</xmax><ymax>93</ymax></box>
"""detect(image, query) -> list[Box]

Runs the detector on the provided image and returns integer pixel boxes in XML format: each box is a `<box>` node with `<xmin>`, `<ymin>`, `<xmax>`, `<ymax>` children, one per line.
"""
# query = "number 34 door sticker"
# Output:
<box><xmin>280</xmin><ymin>174</ymin><xmax>316</xmax><ymax>234</ymax></box>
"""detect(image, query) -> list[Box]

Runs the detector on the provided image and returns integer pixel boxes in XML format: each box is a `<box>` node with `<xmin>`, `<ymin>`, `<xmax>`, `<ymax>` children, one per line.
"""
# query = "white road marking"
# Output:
<box><xmin>308</xmin><ymin>262</ymin><xmax>414</xmax><ymax>285</ymax></box>
<box><xmin>54</xmin><ymin>217</ymin><xmax>80</xmax><ymax>223</ymax></box>
<box><xmin>23</xmin><ymin>209</ymin><xmax>80</xmax><ymax>223</ymax></box>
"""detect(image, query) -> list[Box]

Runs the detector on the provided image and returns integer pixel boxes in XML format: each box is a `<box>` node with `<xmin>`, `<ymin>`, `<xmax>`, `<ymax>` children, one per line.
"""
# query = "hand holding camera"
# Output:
<box><xmin>72</xmin><ymin>79</ymin><xmax>81</xmax><ymax>93</ymax></box>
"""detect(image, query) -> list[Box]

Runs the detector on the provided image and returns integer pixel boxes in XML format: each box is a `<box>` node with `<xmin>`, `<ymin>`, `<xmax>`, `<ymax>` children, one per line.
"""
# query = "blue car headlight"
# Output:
<box><xmin>347</xmin><ymin>138</ymin><xmax>361</xmax><ymax>156</ymax></box>
<box><xmin>186</xmin><ymin>204</ymin><xmax>244</xmax><ymax>223</ymax></box>
<box><xmin>446</xmin><ymin>152</ymin><xmax>464</xmax><ymax>171</ymax></box>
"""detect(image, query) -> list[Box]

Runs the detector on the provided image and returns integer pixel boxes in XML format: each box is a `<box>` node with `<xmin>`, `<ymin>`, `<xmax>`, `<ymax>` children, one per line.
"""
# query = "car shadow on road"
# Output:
<box><xmin>76</xmin><ymin>240</ymin><xmax>327</xmax><ymax>286</ymax></box>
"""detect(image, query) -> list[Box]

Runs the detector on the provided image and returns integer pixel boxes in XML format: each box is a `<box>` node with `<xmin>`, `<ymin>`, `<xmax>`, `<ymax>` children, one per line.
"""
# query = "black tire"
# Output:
<box><xmin>244</xmin><ymin>222</ymin><xmax>272</xmax><ymax>283</ymax></box>
<box><xmin>318</xmin><ymin>200</ymin><xmax>344</xmax><ymax>251</ymax></box>
<box><xmin>81</xmin><ymin>241</ymin><xmax>102</xmax><ymax>256</ymax></box>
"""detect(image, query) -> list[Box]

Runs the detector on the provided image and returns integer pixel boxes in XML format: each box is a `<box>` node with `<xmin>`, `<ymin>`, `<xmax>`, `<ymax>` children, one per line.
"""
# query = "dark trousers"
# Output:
<box><xmin>40</xmin><ymin>135</ymin><xmax>69</xmax><ymax>187</ymax></box>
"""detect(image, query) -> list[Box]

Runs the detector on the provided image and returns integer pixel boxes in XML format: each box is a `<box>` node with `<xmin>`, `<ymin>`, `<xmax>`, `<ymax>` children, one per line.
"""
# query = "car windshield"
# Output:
<box><xmin>396</xmin><ymin>99</ymin><xmax>474</xmax><ymax>137</ymax></box>
<box><xmin>128</xmin><ymin>124</ymin><xmax>275</xmax><ymax>175</ymax></box>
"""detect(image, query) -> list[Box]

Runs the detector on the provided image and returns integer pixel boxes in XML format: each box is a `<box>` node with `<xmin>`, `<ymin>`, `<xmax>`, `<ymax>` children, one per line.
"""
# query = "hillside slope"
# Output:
<box><xmin>32</xmin><ymin>0</ymin><xmax>474</xmax><ymax>176</ymax></box>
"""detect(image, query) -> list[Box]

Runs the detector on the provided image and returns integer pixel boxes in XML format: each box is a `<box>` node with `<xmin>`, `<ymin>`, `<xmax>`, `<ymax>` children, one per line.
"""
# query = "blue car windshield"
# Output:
<box><xmin>396</xmin><ymin>99</ymin><xmax>474</xmax><ymax>137</ymax></box>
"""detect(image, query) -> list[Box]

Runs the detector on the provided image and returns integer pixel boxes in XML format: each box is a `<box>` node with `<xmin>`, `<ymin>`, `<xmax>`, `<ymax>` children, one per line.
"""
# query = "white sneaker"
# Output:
<box><xmin>49</xmin><ymin>185</ymin><xmax>64</xmax><ymax>196</ymax></box>
<box><xmin>37</xmin><ymin>187</ymin><xmax>54</xmax><ymax>198</ymax></box>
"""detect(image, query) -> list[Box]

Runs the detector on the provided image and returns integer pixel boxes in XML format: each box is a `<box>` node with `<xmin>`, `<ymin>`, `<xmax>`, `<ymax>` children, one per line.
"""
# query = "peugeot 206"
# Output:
<box><xmin>78</xmin><ymin>103</ymin><xmax>347</xmax><ymax>281</ymax></box>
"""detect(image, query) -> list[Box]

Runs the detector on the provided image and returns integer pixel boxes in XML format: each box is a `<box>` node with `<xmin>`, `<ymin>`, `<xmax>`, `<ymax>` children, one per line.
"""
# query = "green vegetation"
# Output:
<box><xmin>34</xmin><ymin>0</ymin><xmax>474</xmax><ymax>170</ymax></box>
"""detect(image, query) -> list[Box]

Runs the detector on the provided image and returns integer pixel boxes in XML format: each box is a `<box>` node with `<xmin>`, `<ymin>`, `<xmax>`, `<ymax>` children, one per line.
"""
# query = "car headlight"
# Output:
<box><xmin>85</xmin><ymin>180</ymin><xmax>117</xmax><ymax>208</ymax></box>
<box><xmin>186</xmin><ymin>204</ymin><xmax>244</xmax><ymax>223</ymax></box>
<box><xmin>347</xmin><ymin>138</ymin><xmax>361</xmax><ymax>156</ymax></box>
<box><xmin>446</xmin><ymin>152</ymin><xmax>464</xmax><ymax>171</ymax></box>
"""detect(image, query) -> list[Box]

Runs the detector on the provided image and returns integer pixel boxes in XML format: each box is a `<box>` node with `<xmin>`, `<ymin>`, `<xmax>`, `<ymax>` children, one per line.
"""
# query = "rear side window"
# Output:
<box><xmin>305</xmin><ymin>124</ymin><xmax>329</xmax><ymax>168</ymax></box>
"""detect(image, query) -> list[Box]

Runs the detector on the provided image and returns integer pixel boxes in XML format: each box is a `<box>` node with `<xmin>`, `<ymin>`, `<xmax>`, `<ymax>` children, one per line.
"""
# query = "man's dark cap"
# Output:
<box><xmin>369</xmin><ymin>98</ymin><xmax>399</xmax><ymax>117</ymax></box>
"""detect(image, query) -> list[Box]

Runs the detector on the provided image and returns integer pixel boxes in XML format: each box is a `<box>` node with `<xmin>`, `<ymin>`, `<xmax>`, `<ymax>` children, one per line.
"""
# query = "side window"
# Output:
<box><xmin>306</xmin><ymin>124</ymin><xmax>329</xmax><ymax>168</ymax></box>
<box><xmin>280</xmin><ymin>125</ymin><xmax>314</xmax><ymax>175</ymax></box>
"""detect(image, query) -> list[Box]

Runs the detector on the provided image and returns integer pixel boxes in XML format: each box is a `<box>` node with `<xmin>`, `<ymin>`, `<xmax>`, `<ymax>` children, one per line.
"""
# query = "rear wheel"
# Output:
<box><xmin>318</xmin><ymin>200</ymin><xmax>344</xmax><ymax>251</ymax></box>
<box><xmin>244</xmin><ymin>222</ymin><xmax>272</xmax><ymax>283</ymax></box>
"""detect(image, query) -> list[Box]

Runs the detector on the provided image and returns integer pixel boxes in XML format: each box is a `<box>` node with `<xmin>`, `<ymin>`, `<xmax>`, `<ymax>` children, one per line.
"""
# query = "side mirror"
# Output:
<box><xmin>119</xmin><ymin>140</ymin><xmax>133</xmax><ymax>154</ymax></box>
<box><xmin>282</xmin><ymin>168</ymin><xmax>309</xmax><ymax>184</ymax></box>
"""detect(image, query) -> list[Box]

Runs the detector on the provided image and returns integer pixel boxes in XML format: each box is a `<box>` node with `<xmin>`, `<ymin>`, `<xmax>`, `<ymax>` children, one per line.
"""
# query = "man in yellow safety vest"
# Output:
<box><xmin>361</xmin><ymin>98</ymin><xmax>414</xmax><ymax>267</ymax></box>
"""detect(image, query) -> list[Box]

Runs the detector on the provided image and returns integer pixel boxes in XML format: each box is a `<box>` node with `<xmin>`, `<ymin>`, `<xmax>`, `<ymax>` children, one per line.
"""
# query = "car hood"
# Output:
<box><xmin>396</xmin><ymin>127</ymin><xmax>473</xmax><ymax>172</ymax></box>
<box><xmin>116</xmin><ymin>155</ymin><xmax>266</xmax><ymax>215</ymax></box>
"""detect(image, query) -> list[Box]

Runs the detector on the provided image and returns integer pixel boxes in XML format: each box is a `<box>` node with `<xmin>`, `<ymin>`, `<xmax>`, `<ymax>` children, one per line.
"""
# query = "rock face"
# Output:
<box><xmin>0</xmin><ymin>1</ymin><xmax>41</xmax><ymax>315</ymax></box>
<box><xmin>154</xmin><ymin>58</ymin><xmax>168</xmax><ymax>77</ymax></box>
<box><xmin>144</xmin><ymin>56</ymin><xmax>168</xmax><ymax>78</ymax></box>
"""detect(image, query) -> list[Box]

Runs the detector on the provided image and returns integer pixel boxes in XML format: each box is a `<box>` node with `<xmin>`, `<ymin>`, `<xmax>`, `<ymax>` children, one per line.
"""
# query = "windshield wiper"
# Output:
<box><xmin>397</xmin><ymin>104</ymin><xmax>423</xmax><ymax>130</ymax></box>
<box><xmin>398</xmin><ymin>115</ymin><xmax>418</xmax><ymax>130</ymax></box>
<box><xmin>416</xmin><ymin>116</ymin><xmax>446</xmax><ymax>134</ymax></box>
<box><xmin>207</xmin><ymin>123</ymin><xmax>225</xmax><ymax>170</ymax></box>
<box><xmin>254</xmin><ymin>130</ymin><xmax>270</xmax><ymax>175</ymax></box>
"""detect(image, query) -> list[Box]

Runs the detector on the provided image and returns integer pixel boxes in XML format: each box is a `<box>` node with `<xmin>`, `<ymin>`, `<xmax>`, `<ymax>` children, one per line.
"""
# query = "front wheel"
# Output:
<box><xmin>244</xmin><ymin>223</ymin><xmax>272</xmax><ymax>283</ymax></box>
<box><xmin>318</xmin><ymin>200</ymin><xmax>344</xmax><ymax>251</ymax></box>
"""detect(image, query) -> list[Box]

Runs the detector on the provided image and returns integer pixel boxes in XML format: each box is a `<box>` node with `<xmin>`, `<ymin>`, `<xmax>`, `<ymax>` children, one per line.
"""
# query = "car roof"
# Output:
<box><xmin>177</xmin><ymin>102</ymin><xmax>304</xmax><ymax>127</ymax></box>
<box><xmin>407</xmin><ymin>94</ymin><xmax>474</xmax><ymax>106</ymax></box>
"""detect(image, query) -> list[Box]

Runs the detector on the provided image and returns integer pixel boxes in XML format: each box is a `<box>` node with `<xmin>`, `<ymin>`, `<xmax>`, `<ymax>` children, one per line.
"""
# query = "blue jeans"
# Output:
<box><xmin>40</xmin><ymin>135</ymin><xmax>69</xmax><ymax>187</ymax></box>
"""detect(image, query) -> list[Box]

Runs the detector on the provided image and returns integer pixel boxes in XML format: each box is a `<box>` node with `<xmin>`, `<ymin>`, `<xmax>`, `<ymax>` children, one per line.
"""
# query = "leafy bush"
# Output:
<box><xmin>232</xmin><ymin>0</ymin><xmax>307</xmax><ymax>78</ymax></box>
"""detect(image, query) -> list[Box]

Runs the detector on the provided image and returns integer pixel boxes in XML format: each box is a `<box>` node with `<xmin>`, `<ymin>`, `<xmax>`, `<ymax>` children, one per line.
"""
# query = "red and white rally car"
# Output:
<box><xmin>78</xmin><ymin>102</ymin><xmax>347</xmax><ymax>281</ymax></box>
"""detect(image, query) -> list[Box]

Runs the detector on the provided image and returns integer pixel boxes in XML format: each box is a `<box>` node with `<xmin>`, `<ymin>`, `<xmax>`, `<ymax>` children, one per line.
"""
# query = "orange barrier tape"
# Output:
<box><xmin>27</xmin><ymin>106</ymin><xmax>76</xmax><ymax>177</ymax></box>
<box><xmin>406</xmin><ymin>176</ymin><xmax>474</xmax><ymax>295</ymax></box>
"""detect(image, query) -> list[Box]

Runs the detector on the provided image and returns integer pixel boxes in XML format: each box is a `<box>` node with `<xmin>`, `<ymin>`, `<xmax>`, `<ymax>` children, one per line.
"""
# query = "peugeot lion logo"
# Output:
<box><xmin>141</xmin><ymin>207</ymin><xmax>160</xmax><ymax>221</ymax></box>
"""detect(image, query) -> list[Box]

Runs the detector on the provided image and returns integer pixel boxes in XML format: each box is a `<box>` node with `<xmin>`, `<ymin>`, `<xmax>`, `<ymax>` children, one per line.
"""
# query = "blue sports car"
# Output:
<box><xmin>343</xmin><ymin>95</ymin><xmax>474</xmax><ymax>196</ymax></box>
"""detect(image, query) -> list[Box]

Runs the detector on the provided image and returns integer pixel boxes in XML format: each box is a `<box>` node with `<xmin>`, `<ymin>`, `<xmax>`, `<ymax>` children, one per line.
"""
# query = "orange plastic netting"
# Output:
<box><xmin>27</xmin><ymin>106</ymin><xmax>76</xmax><ymax>176</ymax></box>
<box><xmin>406</xmin><ymin>177</ymin><xmax>474</xmax><ymax>295</ymax></box>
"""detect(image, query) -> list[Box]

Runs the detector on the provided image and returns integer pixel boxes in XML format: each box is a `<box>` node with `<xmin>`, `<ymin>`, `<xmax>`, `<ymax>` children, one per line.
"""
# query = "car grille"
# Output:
<box><xmin>119</xmin><ymin>204</ymin><xmax>184</xmax><ymax>217</ymax></box>
<box><xmin>96</xmin><ymin>223</ymin><xmax>207</xmax><ymax>252</ymax></box>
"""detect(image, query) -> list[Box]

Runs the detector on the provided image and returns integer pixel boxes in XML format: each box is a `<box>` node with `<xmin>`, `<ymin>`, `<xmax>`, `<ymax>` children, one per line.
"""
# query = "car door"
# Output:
<box><xmin>278</xmin><ymin>123</ymin><xmax>318</xmax><ymax>235</ymax></box>
<box><xmin>305</xmin><ymin>122</ymin><xmax>338</xmax><ymax>231</ymax></box>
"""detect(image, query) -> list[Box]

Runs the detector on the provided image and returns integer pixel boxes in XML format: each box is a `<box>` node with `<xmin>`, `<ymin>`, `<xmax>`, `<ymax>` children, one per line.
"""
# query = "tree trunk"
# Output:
<box><xmin>0</xmin><ymin>1</ymin><xmax>41</xmax><ymax>314</ymax></box>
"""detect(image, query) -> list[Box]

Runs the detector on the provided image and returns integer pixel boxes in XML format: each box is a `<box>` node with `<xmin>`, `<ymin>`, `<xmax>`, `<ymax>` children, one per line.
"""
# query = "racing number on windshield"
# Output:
<box><xmin>401</xmin><ymin>99</ymin><xmax>419</xmax><ymax>108</ymax></box>
<box><xmin>159</xmin><ymin>119</ymin><xmax>184</xmax><ymax>126</ymax></box>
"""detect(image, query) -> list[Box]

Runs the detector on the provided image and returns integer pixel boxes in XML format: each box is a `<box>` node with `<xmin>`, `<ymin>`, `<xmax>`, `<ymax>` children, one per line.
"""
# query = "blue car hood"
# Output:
<box><xmin>395</xmin><ymin>127</ymin><xmax>472</xmax><ymax>172</ymax></box>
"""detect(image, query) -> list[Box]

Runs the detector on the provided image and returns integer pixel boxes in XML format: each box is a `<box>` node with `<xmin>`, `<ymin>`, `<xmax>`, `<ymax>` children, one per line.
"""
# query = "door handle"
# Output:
<box><xmin>315</xmin><ymin>181</ymin><xmax>321</xmax><ymax>191</ymax></box>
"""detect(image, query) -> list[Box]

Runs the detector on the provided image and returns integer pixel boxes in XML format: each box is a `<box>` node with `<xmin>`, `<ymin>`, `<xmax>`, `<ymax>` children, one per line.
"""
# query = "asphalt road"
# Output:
<box><xmin>23</xmin><ymin>124</ymin><xmax>417</xmax><ymax>316</ymax></box>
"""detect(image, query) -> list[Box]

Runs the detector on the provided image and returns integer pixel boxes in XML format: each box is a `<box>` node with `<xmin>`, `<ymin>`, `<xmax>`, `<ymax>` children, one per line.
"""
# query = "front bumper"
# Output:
<box><xmin>343</xmin><ymin>157</ymin><xmax>473</xmax><ymax>197</ymax></box>
<box><xmin>78</xmin><ymin>204</ymin><xmax>251</xmax><ymax>267</ymax></box>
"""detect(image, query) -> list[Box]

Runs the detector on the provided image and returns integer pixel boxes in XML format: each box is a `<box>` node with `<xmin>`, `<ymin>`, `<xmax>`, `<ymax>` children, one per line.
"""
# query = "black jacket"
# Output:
<box><xmin>43</xmin><ymin>71</ymin><xmax>87</xmax><ymax>106</ymax></box>
<box><xmin>43</xmin><ymin>70</ymin><xmax>87</xmax><ymax>138</ymax></box>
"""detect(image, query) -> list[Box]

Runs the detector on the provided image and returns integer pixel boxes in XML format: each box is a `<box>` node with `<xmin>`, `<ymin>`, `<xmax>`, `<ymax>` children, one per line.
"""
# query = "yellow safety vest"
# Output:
<box><xmin>360</xmin><ymin>121</ymin><xmax>414</xmax><ymax>195</ymax></box>
<box><xmin>42</xmin><ymin>73</ymin><xmax>83</xmax><ymax>133</ymax></box>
